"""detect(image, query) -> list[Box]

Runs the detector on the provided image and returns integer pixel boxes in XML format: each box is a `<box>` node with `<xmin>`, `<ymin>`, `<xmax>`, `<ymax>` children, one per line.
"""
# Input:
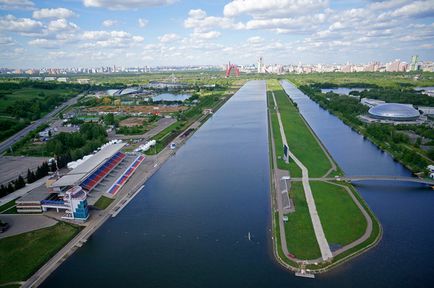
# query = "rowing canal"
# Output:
<box><xmin>42</xmin><ymin>80</ymin><xmax>434</xmax><ymax>287</ymax></box>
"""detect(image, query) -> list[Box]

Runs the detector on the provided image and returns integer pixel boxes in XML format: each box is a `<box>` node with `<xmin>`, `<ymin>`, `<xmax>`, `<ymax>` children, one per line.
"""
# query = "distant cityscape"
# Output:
<box><xmin>1</xmin><ymin>55</ymin><xmax>433</xmax><ymax>77</ymax></box>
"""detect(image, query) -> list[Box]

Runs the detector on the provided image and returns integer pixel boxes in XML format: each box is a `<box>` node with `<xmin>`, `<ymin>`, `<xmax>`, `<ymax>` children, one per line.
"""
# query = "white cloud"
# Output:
<box><xmin>184</xmin><ymin>9</ymin><xmax>243</xmax><ymax>32</ymax></box>
<box><xmin>192</xmin><ymin>30</ymin><xmax>221</xmax><ymax>39</ymax></box>
<box><xmin>158</xmin><ymin>33</ymin><xmax>179</xmax><ymax>42</ymax></box>
<box><xmin>0</xmin><ymin>0</ymin><xmax>34</xmax><ymax>10</ymax></box>
<box><xmin>33</xmin><ymin>8</ymin><xmax>76</xmax><ymax>19</ymax></box>
<box><xmin>83</xmin><ymin>0</ymin><xmax>176</xmax><ymax>10</ymax></box>
<box><xmin>0</xmin><ymin>35</ymin><xmax>14</xmax><ymax>45</ymax></box>
<box><xmin>47</xmin><ymin>19</ymin><xmax>78</xmax><ymax>32</ymax></box>
<box><xmin>390</xmin><ymin>1</ymin><xmax>434</xmax><ymax>18</ymax></box>
<box><xmin>223</xmin><ymin>0</ymin><xmax>329</xmax><ymax>18</ymax></box>
<box><xmin>102</xmin><ymin>19</ymin><xmax>117</xmax><ymax>27</ymax></box>
<box><xmin>188</xmin><ymin>9</ymin><xmax>207</xmax><ymax>19</ymax></box>
<box><xmin>28</xmin><ymin>38</ymin><xmax>60</xmax><ymax>48</ymax></box>
<box><xmin>81</xmin><ymin>30</ymin><xmax>144</xmax><ymax>48</ymax></box>
<box><xmin>247</xmin><ymin>36</ymin><xmax>263</xmax><ymax>44</ymax></box>
<box><xmin>138</xmin><ymin>18</ymin><xmax>148</xmax><ymax>28</ymax></box>
<box><xmin>0</xmin><ymin>14</ymin><xmax>42</xmax><ymax>34</ymax></box>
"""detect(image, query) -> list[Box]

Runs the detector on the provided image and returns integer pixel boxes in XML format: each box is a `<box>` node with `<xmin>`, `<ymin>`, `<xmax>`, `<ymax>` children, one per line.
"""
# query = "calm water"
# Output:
<box><xmin>152</xmin><ymin>93</ymin><xmax>191</xmax><ymax>102</ymax></box>
<box><xmin>42</xmin><ymin>80</ymin><xmax>434</xmax><ymax>288</ymax></box>
<box><xmin>321</xmin><ymin>88</ymin><xmax>367</xmax><ymax>95</ymax></box>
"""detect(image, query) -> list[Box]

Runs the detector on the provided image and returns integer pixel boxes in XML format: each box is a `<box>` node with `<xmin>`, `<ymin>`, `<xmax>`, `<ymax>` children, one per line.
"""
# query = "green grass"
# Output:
<box><xmin>267</xmin><ymin>91</ymin><xmax>302</xmax><ymax>177</ymax></box>
<box><xmin>0</xmin><ymin>199</ymin><xmax>17</xmax><ymax>214</ymax></box>
<box><xmin>284</xmin><ymin>182</ymin><xmax>321</xmax><ymax>260</ymax></box>
<box><xmin>0</xmin><ymin>222</ymin><xmax>80</xmax><ymax>284</ymax></box>
<box><xmin>267</xmin><ymin>80</ymin><xmax>332</xmax><ymax>177</ymax></box>
<box><xmin>93</xmin><ymin>195</ymin><xmax>114</xmax><ymax>210</ymax></box>
<box><xmin>273</xmin><ymin>212</ymin><xmax>299</xmax><ymax>268</ymax></box>
<box><xmin>311</xmin><ymin>181</ymin><xmax>367</xmax><ymax>246</ymax></box>
<box><xmin>306</xmin><ymin>183</ymin><xmax>381</xmax><ymax>270</ymax></box>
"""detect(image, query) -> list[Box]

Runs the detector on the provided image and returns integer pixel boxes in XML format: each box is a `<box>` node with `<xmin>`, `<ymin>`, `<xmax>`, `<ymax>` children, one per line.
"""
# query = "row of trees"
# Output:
<box><xmin>300</xmin><ymin>84</ymin><xmax>433</xmax><ymax>174</ymax></box>
<box><xmin>0</xmin><ymin>162</ymin><xmax>51</xmax><ymax>198</ymax></box>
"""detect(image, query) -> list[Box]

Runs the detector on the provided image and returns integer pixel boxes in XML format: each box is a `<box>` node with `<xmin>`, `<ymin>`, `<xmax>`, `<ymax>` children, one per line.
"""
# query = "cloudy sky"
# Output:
<box><xmin>0</xmin><ymin>0</ymin><xmax>433</xmax><ymax>68</ymax></box>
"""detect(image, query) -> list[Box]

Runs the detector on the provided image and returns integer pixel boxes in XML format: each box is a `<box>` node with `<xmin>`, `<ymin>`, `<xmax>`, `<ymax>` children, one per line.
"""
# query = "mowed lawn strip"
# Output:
<box><xmin>284</xmin><ymin>182</ymin><xmax>321</xmax><ymax>260</ymax></box>
<box><xmin>0</xmin><ymin>222</ymin><xmax>80</xmax><ymax>284</ymax></box>
<box><xmin>268</xmin><ymin>80</ymin><xmax>331</xmax><ymax>178</ymax></box>
<box><xmin>267</xmin><ymin>90</ymin><xmax>302</xmax><ymax>177</ymax></box>
<box><xmin>93</xmin><ymin>195</ymin><xmax>114</xmax><ymax>210</ymax></box>
<box><xmin>311</xmin><ymin>181</ymin><xmax>367</xmax><ymax>247</ymax></box>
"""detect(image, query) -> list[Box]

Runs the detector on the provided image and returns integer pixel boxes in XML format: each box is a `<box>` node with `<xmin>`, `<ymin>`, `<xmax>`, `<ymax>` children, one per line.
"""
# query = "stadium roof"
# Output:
<box><xmin>368</xmin><ymin>103</ymin><xmax>420</xmax><ymax>121</ymax></box>
<box><xmin>50</xmin><ymin>143</ymin><xmax>125</xmax><ymax>188</ymax></box>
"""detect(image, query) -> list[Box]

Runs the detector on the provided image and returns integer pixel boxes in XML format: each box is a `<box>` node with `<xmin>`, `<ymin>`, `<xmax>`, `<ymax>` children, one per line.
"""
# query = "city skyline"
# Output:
<box><xmin>1</xmin><ymin>0</ymin><xmax>434</xmax><ymax>68</ymax></box>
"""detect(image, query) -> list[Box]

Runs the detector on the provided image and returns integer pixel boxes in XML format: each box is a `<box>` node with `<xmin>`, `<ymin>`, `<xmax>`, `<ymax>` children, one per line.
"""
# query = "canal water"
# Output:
<box><xmin>42</xmin><ymin>80</ymin><xmax>434</xmax><ymax>287</ymax></box>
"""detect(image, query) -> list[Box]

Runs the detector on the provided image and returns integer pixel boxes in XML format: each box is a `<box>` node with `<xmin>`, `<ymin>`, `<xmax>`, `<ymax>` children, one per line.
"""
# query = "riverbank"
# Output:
<box><xmin>268</xmin><ymin>79</ymin><xmax>381</xmax><ymax>274</ymax></box>
<box><xmin>16</xmin><ymin>82</ymin><xmax>244</xmax><ymax>288</ymax></box>
<box><xmin>290</xmin><ymin>80</ymin><xmax>433</xmax><ymax>176</ymax></box>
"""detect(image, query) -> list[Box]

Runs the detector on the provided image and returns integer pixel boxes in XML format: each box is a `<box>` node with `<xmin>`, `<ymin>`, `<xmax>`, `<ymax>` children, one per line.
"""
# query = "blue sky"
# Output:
<box><xmin>1</xmin><ymin>0</ymin><xmax>433</xmax><ymax>68</ymax></box>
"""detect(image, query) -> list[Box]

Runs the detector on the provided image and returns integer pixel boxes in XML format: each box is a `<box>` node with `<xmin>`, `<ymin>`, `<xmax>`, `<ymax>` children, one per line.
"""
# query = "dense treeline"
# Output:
<box><xmin>0</xmin><ymin>80</ymin><xmax>89</xmax><ymax>91</ymax></box>
<box><xmin>2</xmin><ymin>123</ymin><xmax>107</xmax><ymax>197</ymax></box>
<box><xmin>312</xmin><ymin>82</ymin><xmax>379</xmax><ymax>89</ymax></box>
<box><xmin>0</xmin><ymin>162</ymin><xmax>51</xmax><ymax>198</ymax></box>
<box><xmin>299</xmin><ymin>85</ymin><xmax>433</xmax><ymax>174</ymax></box>
<box><xmin>46</xmin><ymin>123</ymin><xmax>107</xmax><ymax>161</ymax></box>
<box><xmin>0</xmin><ymin>80</ymin><xmax>88</xmax><ymax>142</ymax></box>
<box><xmin>355</xmin><ymin>88</ymin><xmax>434</xmax><ymax>107</ymax></box>
<box><xmin>300</xmin><ymin>85</ymin><xmax>369</xmax><ymax>126</ymax></box>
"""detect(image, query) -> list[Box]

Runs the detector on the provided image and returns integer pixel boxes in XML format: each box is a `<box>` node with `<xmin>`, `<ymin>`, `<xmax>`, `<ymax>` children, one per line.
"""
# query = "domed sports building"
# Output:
<box><xmin>368</xmin><ymin>103</ymin><xmax>420</xmax><ymax>121</ymax></box>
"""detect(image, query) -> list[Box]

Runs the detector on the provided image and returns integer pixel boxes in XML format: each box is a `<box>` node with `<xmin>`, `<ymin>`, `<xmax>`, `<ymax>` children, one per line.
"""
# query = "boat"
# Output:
<box><xmin>248</xmin><ymin>232</ymin><xmax>251</xmax><ymax>241</ymax></box>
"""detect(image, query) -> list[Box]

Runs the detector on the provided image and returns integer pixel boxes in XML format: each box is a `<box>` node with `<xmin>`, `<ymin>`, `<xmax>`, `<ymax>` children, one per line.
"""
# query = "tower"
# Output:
<box><xmin>257</xmin><ymin>57</ymin><xmax>264</xmax><ymax>73</ymax></box>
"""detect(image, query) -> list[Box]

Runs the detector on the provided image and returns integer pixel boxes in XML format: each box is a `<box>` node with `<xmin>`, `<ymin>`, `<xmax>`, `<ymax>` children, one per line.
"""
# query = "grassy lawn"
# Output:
<box><xmin>284</xmin><ymin>182</ymin><xmax>321</xmax><ymax>260</ymax></box>
<box><xmin>93</xmin><ymin>195</ymin><xmax>114</xmax><ymax>210</ymax></box>
<box><xmin>311</xmin><ymin>181</ymin><xmax>367</xmax><ymax>247</ymax></box>
<box><xmin>0</xmin><ymin>199</ymin><xmax>17</xmax><ymax>214</ymax></box>
<box><xmin>0</xmin><ymin>222</ymin><xmax>80</xmax><ymax>284</ymax></box>
<box><xmin>306</xmin><ymin>183</ymin><xmax>381</xmax><ymax>270</ymax></box>
<box><xmin>267</xmin><ymin>80</ymin><xmax>332</xmax><ymax>177</ymax></box>
<box><xmin>267</xmin><ymin>91</ymin><xmax>302</xmax><ymax>177</ymax></box>
<box><xmin>273</xmin><ymin>212</ymin><xmax>299</xmax><ymax>268</ymax></box>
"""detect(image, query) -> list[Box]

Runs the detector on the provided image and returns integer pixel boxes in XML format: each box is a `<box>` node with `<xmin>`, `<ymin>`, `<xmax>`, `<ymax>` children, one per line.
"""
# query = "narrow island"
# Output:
<box><xmin>267</xmin><ymin>79</ymin><xmax>382</xmax><ymax>275</ymax></box>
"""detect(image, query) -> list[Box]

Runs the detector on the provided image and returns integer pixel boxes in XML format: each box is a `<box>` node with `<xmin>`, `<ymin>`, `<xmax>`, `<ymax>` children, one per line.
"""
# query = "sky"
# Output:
<box><xmin>0</xmin><ymin>0</ymin><xmax>433</xmax><ymax>68</ymax></box>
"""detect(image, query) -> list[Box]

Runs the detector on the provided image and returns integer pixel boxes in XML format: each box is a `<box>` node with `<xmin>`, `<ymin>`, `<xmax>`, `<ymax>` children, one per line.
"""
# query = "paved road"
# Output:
<box><xmin>271</xmin><ymin>91</ymin><xmax>333</xmax><ymax>261</ymax></box>
<box><xmin>0</xmin><ymin>215</ymin><xmax>57</xmax><ymax>239</ymax></box>
<box><xmin>0</xmin><ymin>92</ymin><xmax>85</xmax><ymax>155</ymax></box>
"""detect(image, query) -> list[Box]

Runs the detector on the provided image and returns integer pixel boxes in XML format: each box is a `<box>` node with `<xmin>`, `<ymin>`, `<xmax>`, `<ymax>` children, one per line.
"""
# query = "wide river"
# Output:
<box><xmin>42</xmin><ymin>80</ymin><xmax>434</xmax><ymax>287</ymax></box>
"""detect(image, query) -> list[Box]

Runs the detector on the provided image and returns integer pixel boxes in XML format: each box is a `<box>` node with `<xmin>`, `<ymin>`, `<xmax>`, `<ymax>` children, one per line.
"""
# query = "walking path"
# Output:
<box><xmin>271</xmin><ymin>91</ymin><xmax>333</xmax><ymax>261</ymax></box>
<box><xmin>22</xmin><ymin>107</ymin><xmax>210</xmax><ymax>288</ymax></box>
<box><xmin>268</xmin><ymin>106</ymin><xmax>292</xmax><ymax>261</ymax></box>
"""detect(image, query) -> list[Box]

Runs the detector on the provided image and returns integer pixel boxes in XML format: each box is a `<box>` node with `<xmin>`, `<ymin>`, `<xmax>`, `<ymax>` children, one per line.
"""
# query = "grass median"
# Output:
<box><xmin>268</xmin><ymin>80</ymin><xmax>332</xmax><ymax>178</ymax></box>
<box><xmin>311</xmin><ymin>181</ymin><xmax>367</xmax><ymax>247</ymax></box>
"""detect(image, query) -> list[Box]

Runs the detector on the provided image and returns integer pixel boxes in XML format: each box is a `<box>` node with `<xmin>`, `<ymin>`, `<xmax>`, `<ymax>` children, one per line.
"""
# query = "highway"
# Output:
<box><xmin>0</xmin><ymin>91</ymin><xmax>85</xmax><ymax>155</ymax></box>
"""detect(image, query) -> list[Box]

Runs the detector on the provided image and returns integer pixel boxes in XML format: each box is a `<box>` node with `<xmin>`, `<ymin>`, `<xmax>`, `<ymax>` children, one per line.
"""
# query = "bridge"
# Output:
<box><xmin>225</xmin><ymin>62</ymin><xmax>240</xmax><ymax>77</ymax></box>
<box><xmin>290</xmin><ymin>176</ymin><xmax>434</xmax><ymax>185</ymax></box>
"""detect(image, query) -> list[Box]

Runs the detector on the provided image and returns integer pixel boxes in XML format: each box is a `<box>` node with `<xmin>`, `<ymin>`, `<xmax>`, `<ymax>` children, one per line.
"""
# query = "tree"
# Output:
<box><xmin>14</xmin><ymin>175</ymin><xmax>26</xmax><ymax>190</ymax></box>
<box><xmin>103</xmin><ymin>113</ymin><xmax>115</xmax><ymax>125</ymax></box>
<box><xmin>27</xmin><ymin>169</ymin><xmax>36</xmax><ymax>183</ymax></box>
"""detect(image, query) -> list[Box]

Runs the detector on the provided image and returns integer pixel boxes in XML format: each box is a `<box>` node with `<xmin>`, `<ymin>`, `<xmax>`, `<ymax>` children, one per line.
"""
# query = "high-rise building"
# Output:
<box><xmin>410</xmin><ymin>55</ymin><xmax>420</xmax><ymax>71</ymax></box>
